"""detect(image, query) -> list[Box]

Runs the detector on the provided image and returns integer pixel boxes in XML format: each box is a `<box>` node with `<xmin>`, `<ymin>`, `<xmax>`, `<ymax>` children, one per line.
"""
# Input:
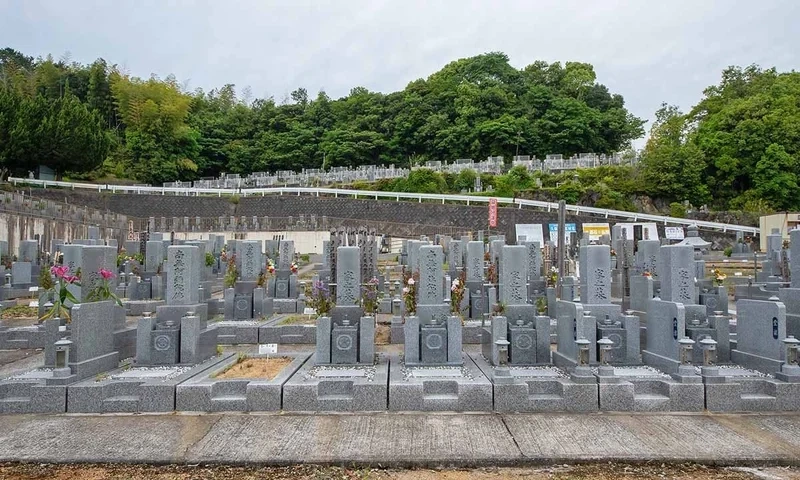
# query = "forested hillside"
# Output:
<box><xmin>1</xmin><ymin>47</ymin><xmax>798</xmax><ymax>212</ymax></box>
<box><xmin>0</xmin><ymin>49</ymin><xmax>643</xmax><ymax>184</ymax></box>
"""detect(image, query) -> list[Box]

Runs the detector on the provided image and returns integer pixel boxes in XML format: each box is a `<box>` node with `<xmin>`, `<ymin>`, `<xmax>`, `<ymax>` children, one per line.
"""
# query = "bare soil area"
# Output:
<box><xmin>214</xmin><ymin>357</ymin><xmax>293</xmax><ymax>380</ymax></box>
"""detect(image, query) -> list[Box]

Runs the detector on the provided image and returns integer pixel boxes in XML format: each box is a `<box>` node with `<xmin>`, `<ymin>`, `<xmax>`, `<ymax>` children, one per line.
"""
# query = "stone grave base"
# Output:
<box><xmin>283</xmin><ymin>354</ymin><xmax>389</xmax><ymax>412</ymax></box>
<box><xmin>176</xmin><ymin>353</ymin><xmax>308</xmax><ymax>412</ymax></box>
<box><xmin>640</xmin><ymin>349</ymin><xmax>682</xmax><ymax>375</ymax></box>
<box><xmin>704</xmin><ymin>365</ymin><xmax>800</xmax><ymax>412</ymax></box>
<box><xmin>0</xmin><ymin>379</ymin><xmax>68</xmax><ymax>414</ymax></box>
<box><xmin>469</xmin><ymin>353</ymin><xmax>597</xmax><ymax>412</ymax></box>
<box><xmin>596</xmin><ymin>366</ymin><xmax>704</xmax><ymax>412</ymax></box>
<box><xmin>463</xmin><ymin>320</ymin><xmax>487</xmax><ymax>344</ymax></box>
<box><xmin>68</xmin><ymin>353</ymin><xmax>235</xmax><ymax>413</ymax></box>
<box><xmin>214</xmin><ymin>320</ymin><xmax>269</xmax><ymax>344</ymax></box>
<box><xmin>388</xmin><ymin>353</ymin><xmax>492</xmax><ymax>411</ymax></box>
<box><xmin>259</xmin><ymin>316</ymin><xmax>316</xmax><ymax>344</ymax></box>
<box><xmin>125</xmin><ymin>300</ymin><xmax>165</xmax><ymax>317</ymax></box>
<box><xmin>390</xmin><ymin>317</ymin><xmax>404</xmax><ymax>344</ymax></box>
<box><xmin>0</xmin><ymin>324</ymin><xmax>51</xmax><ymax>349</ymax></box>
<box><xmin>733</xmin><ymin>284</ymin><xmax>782</xmax><ymax>302</ymax></box>
<box><xmin>730</xmin><ymin>349</ymin><xmax>784</xmax><ymax>376</ymax></box>
<box><xmin>272</xmin><ymin>299</ymin><xmax>298</xmax><ymax>314</ymax></box>
<box><xmin>0</xmin><ymin>287</ymin><xmax>35</xmax><ymax>301</ymax></box>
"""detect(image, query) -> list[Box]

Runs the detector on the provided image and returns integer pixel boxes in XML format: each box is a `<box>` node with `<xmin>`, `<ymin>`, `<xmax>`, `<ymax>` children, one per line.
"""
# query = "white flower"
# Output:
<box><xmin>402</xmin><ymin>287</ymin><xmax>410</xmax><ymax>294</ymax></box>
<box><xmin>452</xmin><ymin>279</ymin><xmax>460</xmax><ymax>287</ymax></box>
<box><xmin>407</xmin><ymin>278</ymin><xmax>415</xmax><ymax>285</ymax></box>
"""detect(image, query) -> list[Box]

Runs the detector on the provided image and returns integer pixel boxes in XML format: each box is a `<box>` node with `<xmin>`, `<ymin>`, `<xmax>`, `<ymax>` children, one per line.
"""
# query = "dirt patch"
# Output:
<box><xmin>278</xmin><ymin>315</ymin><xmax>317</xmax><ymax>325</ymax></box>
<box><xmin>1</xmin><ymin>305</ymin><xmax>38</xmax><ymax>321</ymax></box>
<box><xmin>214</xmin><ymin>357</ymin><xmax>293</xmax><ymax>380</ymax></box>
<box><xmin>0</xmin><ymin>463</ymin><xmax>781</xmax><ymax>480</ymax></box>
<box><xmin>376</xmin><ymin>324</ymin><xmax>390</xmax><ymax>345</ymax></box>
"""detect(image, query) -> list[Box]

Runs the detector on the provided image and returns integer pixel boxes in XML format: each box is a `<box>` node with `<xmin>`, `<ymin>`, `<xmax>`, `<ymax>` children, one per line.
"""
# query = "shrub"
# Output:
<box><xmin>723</xmin><ymin>247</ymin><xmax>733</xmax><ymax>257</ymax></box>
<box><xmin>669</xmin><ymin>202</ymin><xmax>687</xmax><ymax>218</ymax></box>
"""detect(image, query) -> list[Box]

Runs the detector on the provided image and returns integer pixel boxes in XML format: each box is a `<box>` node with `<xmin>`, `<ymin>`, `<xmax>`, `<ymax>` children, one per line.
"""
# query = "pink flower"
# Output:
<box><xmin>99</xmin><ymin>269</ymin><xmax>115</xmax><ymax>280</ymax></box>
<box><xmin>63</xmin><ymin>275</ymin><xmax>79</xmax><ymax>284</ymax></box>
<box><xmin>50</xmin><ymin>265</ymin><xmax>69</xmax><ymax>279</ymax></box>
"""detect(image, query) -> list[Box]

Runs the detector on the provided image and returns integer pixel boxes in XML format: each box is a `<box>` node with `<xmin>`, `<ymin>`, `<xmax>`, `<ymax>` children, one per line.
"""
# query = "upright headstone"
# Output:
<box><xmin>145</xmin><ymin>241</ymin><xmax>164</xmax><ymax>273</ymax></box>
<box><xmin>166</xmin><ymin>246</ymin><xmax>199</xmax><ymax>305</ymax></box>
<box><xmin>658</xmin><ymin>245</ymin><xmax>696</xmax><ymax>304</ymax></box>
<box><xmin>80</xmin><ymin>246</ymin><xmax>117</xmax><ymax>302</ymax></box>
<box><xmin>579</xmin><ymin>245</ymin><xmax>611</xmax><ymax>305</ymax></box>
<box><xmin>500</xmin><ymin>246</ymin><xmax>528</xmax><ymax>306</ymax></box>
<box><xmin>19</xmin><ymin>240</ymin><xmax>38</xmax><ymax>265</ymax></box>
<box><xmin>238</xmin><ymin>240</ymin><xmax>262</xmax><ymax>281</ymax></box>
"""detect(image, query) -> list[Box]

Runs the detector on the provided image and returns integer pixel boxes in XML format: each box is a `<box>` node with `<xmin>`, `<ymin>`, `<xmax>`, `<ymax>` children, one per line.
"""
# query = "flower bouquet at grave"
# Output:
<box><xmin>535</xmin><ymin>296</ymin><xmax>548</xmax><ymax>315</ymax></box>
<box><xmin>642</xmin><ymin>270</ymin><xmax>652</xmax><ymax>278</ymax></box>
<box><xmin>204</xmin><ymin>252</ymin><xmax>215</xmax><ymax>268</ymax></box>
<box><xmin>492</xmin><ymin>301</ymin><xmax>506</xmax><ymax>317</ymax></box>
<box><xmin>487</xmin><ymin>262</ymin><xmax>498</xmax><ymax>285</ymax></box>
<box><xmin>361</xmin><ymin>277</ymin><xmax>382</xmax><ymax>316</ymax></box>
<box><xmin>305</xmin><ymin>280</ymin><xmax>334</xmax><ymax>317</ymax></box>
<box><xmin>223</xmin><ymin>255</ymin><xmax>238</xmax><ymax>288</ymax></box>
<box><xmin>267</xmin><ymin>259</ymin><xmax>276</xmax><ymax>275</ymax></box>
<box><xmin>132</xmin><ymin>252</ymin><xmax>144</xmax><ymax>265</ymax></box>
<box><xmin>712</xmin><ymin>268</ymin><xmax>727</xmax><ymax>287</ymax></box>
<box><xmin>40</xmin><ymin>265</ymin><xmax>80</xmax><ymax>322</ymax></box>
<box><xmin>546</xmin><ymin>266</ymin><xmax>558</xmax><ymax>288</ymax></box>
<box><xmin>220</xmin><ymin>246</ymin><xmax>229</xmax><ymax>263</ymax></box>
<box><xmin>87</xmin><ymin>269</ymin><xmax>123</xmax><ymax>306</ymax></box>
<box><xmin>402</xmin><ymin>269</ymin><xmax>418</xmax><ymax>316</ymax></box>
<box><xmin>290</xmin><ymin>261</ymin><xmax>299</xmax><ymax>274</ymax></box>
<box><xmin>116</xmin><ymin>248</ymin><xmax>128</xmax><ymax>268</ymax></box>
<box><xmin>450</xmin><ymin>269</ymin><xmax>467</xmax><ymax>322</ymax></box>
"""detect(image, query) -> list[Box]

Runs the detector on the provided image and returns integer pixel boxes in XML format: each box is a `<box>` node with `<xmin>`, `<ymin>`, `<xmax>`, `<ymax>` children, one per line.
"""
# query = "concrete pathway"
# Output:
<box><xmin>0</xmin><ymin>412</ymin><xmax>799</xmax><ymax>466</ymax></box>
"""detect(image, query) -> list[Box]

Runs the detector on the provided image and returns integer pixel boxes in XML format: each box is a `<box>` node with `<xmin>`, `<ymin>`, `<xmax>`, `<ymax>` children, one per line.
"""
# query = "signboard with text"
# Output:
<box><xmin>488</xmin><ymin>198</ymin><xmax>498</xmax><ymax>228</ymax></box>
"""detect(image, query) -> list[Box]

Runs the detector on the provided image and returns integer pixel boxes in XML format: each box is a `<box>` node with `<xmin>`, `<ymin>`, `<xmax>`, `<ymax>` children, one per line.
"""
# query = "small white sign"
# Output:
<box><xmin>258</xmin><ymin>343</ymin><xmax>278</xmax><ymax>355</ymax></box>
<box><xmin>28</xmin><ymin>286</ymin><xmax>39</xmax><ymax>293</ymax></box>
<box><xmin>303</xmin><ymin>307</ymin><xmax>316</xmax><ymax>316</ymax></box>
<box><xmin>665</xmin><ymin>227</ymin><xmax>685</xmax><ymax>240</ymax></box>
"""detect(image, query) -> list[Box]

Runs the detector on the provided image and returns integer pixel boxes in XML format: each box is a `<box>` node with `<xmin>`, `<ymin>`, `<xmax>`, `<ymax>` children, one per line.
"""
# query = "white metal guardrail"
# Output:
<box><xmin>8</xmin><ymin>177</ymin><xmax>759</xmax><ymax>235</ymax></box>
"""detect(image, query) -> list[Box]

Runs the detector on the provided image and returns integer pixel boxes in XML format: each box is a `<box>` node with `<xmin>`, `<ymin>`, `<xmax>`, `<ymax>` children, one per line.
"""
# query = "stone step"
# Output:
<box><xmin>741</xmin><ymin>394</ymin><xmax>775</xmax><ymax>401</ymax></box>
<box><xmin>0</xmin><ymin>396</ymin><xmax>30</xmax><ymax>403</ymax></box>
<box><xmin>103</xmin><ymin>395</ymin><xmax>140</xmax><ymax>412</ymax></box>
<box><xmin>635</xmin><ymin>393</ymin><xmax>670</xmax><ymax>401</ymax></box>
<box><xmin>423</xmin><ymin>394</ymin><xmax>459</xmax><ymax>401</ymax></box>
<box><xmin>318</xmin><ymin>394</ymin><xmax>354</xmax><ymax>401</ymax></box>
<box><xmin>4</xmin><ymin>339</ymin><xmax>29</xmax><ymax>348</ymax></box>
<box><xmin>528</xmin><ymin>394</ymin><xmax>563</xmax><ymax>401</ymax></box>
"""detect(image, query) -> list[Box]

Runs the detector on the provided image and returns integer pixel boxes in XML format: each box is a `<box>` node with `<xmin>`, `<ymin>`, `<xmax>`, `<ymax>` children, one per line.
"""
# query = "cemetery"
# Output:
<box><xmin>0</xmin><ymin>198</ymin><xmax>797</xmax><ymax>419</ymax></box>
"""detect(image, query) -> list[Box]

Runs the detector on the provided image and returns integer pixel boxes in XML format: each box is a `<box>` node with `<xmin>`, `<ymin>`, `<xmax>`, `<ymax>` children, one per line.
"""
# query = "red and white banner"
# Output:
<box><xmin>488</xmin><ymin>198</ymin><xmax>498</xmax><ymax>228</ymax></box>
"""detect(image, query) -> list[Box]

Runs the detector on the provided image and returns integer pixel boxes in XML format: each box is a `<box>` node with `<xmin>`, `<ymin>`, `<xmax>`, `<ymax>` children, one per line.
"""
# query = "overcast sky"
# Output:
<box><xmin>2</xmin><ymin>0</ymin><xmax>798</xmax><ymax>148</ymax></box>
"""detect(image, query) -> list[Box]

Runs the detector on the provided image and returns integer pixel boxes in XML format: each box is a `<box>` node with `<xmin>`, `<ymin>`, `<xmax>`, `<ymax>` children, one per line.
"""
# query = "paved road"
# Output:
<box><xmin>0</xmin><ymin>412</ymin><xmax>799</xmax><ymax>467</ymax></box>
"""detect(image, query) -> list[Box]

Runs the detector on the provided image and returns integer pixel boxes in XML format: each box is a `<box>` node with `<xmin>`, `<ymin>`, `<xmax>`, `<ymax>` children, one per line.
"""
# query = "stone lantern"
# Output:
<box><xmin>53</xmin><ymin>338</ymin><xmax>72</xmax><ymax>378</ymax></box>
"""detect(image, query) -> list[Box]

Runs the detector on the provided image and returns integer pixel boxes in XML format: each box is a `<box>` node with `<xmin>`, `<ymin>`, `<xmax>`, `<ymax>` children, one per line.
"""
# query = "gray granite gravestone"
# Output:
<box><xmin>80</xmin><ymin>246</ymin><xmax>116</xmax><ymax>301</ymax></box>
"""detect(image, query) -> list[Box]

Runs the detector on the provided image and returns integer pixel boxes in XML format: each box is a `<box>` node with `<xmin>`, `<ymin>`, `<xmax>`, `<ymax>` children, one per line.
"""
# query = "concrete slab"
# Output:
<box><xmin>0</xmin><ymin>413</ymin><xmax>799</xmax><ymax>466</ymax></box>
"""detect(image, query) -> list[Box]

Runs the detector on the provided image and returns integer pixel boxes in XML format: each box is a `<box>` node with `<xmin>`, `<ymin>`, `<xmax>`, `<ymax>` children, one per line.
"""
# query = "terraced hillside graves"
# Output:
<box><xmin>391</xmin><ymin>244</ymin><xmax>492</xmax><ymax>411</ymax></box>
<box><xmin>283</xmin><ymin>245</ymin><xmax>388</xmax><ymax>411</ymax></box>
<box><xmin>736</xmin><ymin>228</ymin><xmax>790</xmax><ymax>301</ymax></box>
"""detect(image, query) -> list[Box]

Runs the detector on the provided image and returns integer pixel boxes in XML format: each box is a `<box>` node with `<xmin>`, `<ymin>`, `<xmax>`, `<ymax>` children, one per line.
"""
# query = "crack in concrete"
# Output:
<box><xmin>499</xmin><ymin>414</ymin><xmax>527</xmax><ymax>460</ymax></box>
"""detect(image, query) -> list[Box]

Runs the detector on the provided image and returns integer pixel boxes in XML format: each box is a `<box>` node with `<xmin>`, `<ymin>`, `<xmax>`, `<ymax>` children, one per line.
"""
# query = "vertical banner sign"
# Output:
<box><xmin>488</xmin><ymin>198</ymin><xmax>498</xmax><ymax>228</ymax></box>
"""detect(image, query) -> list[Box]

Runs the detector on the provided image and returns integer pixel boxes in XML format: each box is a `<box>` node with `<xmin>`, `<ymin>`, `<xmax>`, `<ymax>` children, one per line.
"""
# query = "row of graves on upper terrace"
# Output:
<box><xmin>0</xmin><ymin>223</ymin><xmax>799</xmax><ymax>413</ymax></box>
